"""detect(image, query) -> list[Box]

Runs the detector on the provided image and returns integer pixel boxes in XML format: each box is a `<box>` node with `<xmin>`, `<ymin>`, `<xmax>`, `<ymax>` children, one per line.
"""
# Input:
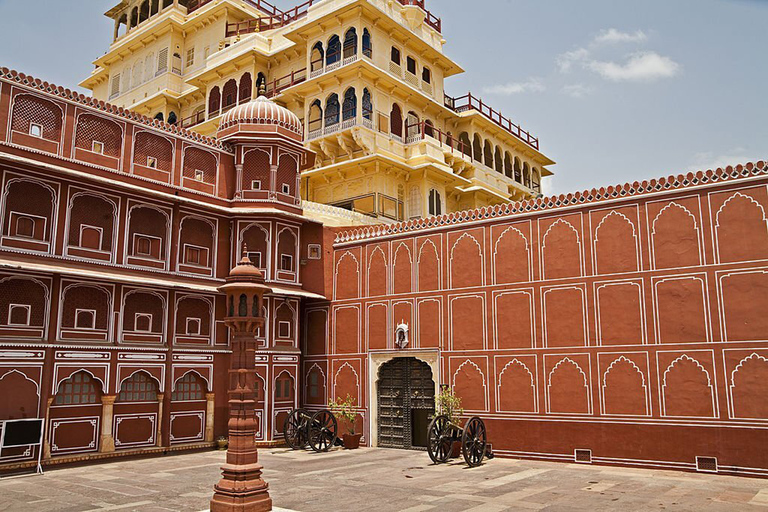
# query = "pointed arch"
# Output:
<box><xmin>651</xmin><ymin>202</ymin><xmax>701</xmax><ymax>269</ymax></box>
<box><xmin>417</xmin><ymin>238</ymin><xmax>440</xmax><ymax>291</ymax></box>
<box><xmin>497</xmin><ymin>359</ymin><xmax>536</xmax><ymax>413</ymax></box>
<box><xmin>452</xmin><ymin>360</ymin><xmax>487</xmax><ymax>411</ymax></box>
<box><xmin>547</xmin><ymin>357</ymin><xmax>590</xmax><ymax>414</ymax></box>
<box><xmin>601</xmin><ymin>356</ymin><xmax>649</xmax><ymax>416</ymax></box>
<box><xmin>542</xmin><ymin>218</ymin><xmax>582</xmax><ymax>279</ymax></box>
<box><xmin>661</xmin><ymin>355</ymin><xmax>715</xmax><ymax>417</ymax></box>
<box><xmin>392</xmin><ymin>242</ymin><xmax>413</xmax><ymax>294</ymax></box>
<box><xmin>450</xmin><ymin>232</ymin><xmax>483</xmax><ymax>288</ymax></box>
<box><xmin>715</xmin><ymin>192</ymin><xmax>768</xmax><ymax>263</ymax></box>
<box><xmin>729</xmin><ymin>353</ymin><xmax>768</xmax><ymax>419</ymax></box>
<box><xmin>594</xmin><ymin>211</ymin><xmax>638</xmax><ymax>274</ymax></box>
<box><xmin>493</xmin><ymin>226</ymin><xmax>530</xmax><ymax>284</ymax></box>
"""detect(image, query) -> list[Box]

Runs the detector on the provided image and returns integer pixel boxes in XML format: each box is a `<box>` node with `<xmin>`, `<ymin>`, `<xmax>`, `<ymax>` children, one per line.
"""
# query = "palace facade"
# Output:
<box><xmin>1</xmin><ymin>0</ymin><xmax>768</xmax><ymax>478</ymax></box>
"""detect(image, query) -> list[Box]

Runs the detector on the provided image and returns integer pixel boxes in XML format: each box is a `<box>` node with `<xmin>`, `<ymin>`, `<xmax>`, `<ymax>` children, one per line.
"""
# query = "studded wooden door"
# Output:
<box><xmin>377</xmin><ymin>357</ymin><xmax>435</xmax><ymax>450</ymax></box>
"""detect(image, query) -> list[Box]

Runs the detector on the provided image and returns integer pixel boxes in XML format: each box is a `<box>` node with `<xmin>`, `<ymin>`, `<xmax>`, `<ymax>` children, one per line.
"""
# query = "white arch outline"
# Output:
<box><xmin>449</xmin><ymin>232</ymin><xmax>484</xmax><ymax>288</ymax></box>
<box><xmin>600</xmin><ymin>356</ymin><xmax>649</xmax><ymax>416</ymax></box>
<box><xmin>541</xmin><ymin>218</ymin><xmax>582</xmax><ymax>280</ymax></box>
<box><xmin>451</xmin><ymin>359</ymin><xmax>488</xmax><ymax>412</ymax></box>
<box><xmin>334</xmin><ymin>251</ymin><xmax>360</xmax><ymax>300</ymax></box>
<box><xmin>392</xmin><ymin>241</ymin><xmax>413</xmax><ymax>294</ymax></box>
<box><xmin>497</xmin><ymin>359</ymin><xmax>536</xmax><ymax>413</ymax></box>
<box><xmin>492</xmin><ymin>225</ymin><xmax>530</xmax><ymax>284</ymax></box>
<box><xmin>650</xmin><ymin>202</ymin><xmax>702</xmax><ymax>268</ymax></box>
<box><xmin>366</xmin><ymin>245</ymin><xmax>387</xmax><ymax>297</ymax></box>
<box><xmin>333</xmin><ymin>362</ymin><xmax>360</xmax><ymax>406</ymax></box>
<box><xmin>661</xmin><ymin>354</ymin><xmax>715</xmax><ymax>418</ymax></box>
<box><xmin>416</xmin><ymin>238</ymin><xmax>440</xmax><ymax>291</ymax></box>
<box><xmin>546</xmin><ymin>357</ymin><xmax>590</xmax><ymax>414</ymax></box>
<box><xmin>304</xmin><ymin>363</ymin><xmax>327</xmax><ymax>405</ymax></box>
<box><xmin>594</xmin><ymin>210</ymin><xmax>639</xmax><ymax>274</ymax></box>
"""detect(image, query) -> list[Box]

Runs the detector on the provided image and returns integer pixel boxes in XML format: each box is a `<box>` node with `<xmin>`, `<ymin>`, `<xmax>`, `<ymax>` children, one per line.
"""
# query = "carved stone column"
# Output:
<box><xmin>99</xmin><ymin>395</ymin><xmax>117</xmax><ymax>453</ymax></box>
<box><xmin>156</xmin><ymin>393</ymin><xmax>164</xmax><ymax>447</ymax></box>
<box><xmin>205</xmin><ymin>392</ymin><xmax>216</xmax><ymax>442</ymax></box>
<box><xmin>42</xmin><ymin>397</ymin><xmax>54</xmax><ymax>460</ymax></box>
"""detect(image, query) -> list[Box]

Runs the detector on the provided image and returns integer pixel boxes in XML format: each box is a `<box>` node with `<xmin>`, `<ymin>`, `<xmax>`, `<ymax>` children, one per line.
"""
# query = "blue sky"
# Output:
<box><xmin>0</xmin><ymin>0</ymin><xmax>765</xmax><ymax>195</ymax></box>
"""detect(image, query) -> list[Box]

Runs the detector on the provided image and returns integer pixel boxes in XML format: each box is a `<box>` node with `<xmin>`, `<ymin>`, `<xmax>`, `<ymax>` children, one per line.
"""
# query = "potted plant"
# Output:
<box><xmin>435</xmin><ymin>385</ymin><xmax>464</xmax><ymax>458</ymax></box>
<box><xmin>217</xmin><ymin>436</ymin><xmax>228</xmax><ymax>450</ymax></box>
<box><xmin>329</xmin><ymin>394</ymin><xmax>362</xmax><ymax>449</ymax></box>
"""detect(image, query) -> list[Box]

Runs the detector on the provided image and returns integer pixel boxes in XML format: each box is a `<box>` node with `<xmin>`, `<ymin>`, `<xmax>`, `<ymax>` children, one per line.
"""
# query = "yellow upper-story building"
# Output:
<box><xmin>82</xmin><ymin>0</ymin><xmax>554</xmax><ymax>225</ymax></box>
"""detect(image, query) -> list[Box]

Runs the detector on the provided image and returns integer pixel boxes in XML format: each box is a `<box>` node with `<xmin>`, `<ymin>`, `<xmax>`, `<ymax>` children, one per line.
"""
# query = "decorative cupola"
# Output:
<box><xmin>217</xmin><ymin>89</ymin><xmax>314</xmax><ymax>205</ymax></box>
<box><xmin>218</xmin><ymin>247</ymin><xmax>272</xmax><ymax>335</ymax></box>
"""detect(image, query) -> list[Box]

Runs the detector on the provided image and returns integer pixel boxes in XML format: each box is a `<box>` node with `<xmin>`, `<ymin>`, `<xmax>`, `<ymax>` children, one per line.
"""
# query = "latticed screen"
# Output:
<box><xmin>239</xmin><ymin>73</ymin><xmax>252</xmax><ymax>102</ymax></box>
<box><xmin>133</xmin><ymin>131</ymin><xmax>173</xmax><ymax>172</ymax></box>
<box><xmin>175</xmin><ymin>297</ymin><xmax>210</xmax><ymax>335</ymax></box>
<box><xmin>67</xmin><ymin>194</ymin><xmax>115</xmax><ymax>251</ymax></box>
<box><xmin>128</xmin><ymin>206</ymin><xmax>167</xmax><ymax>254</ymax></box>
<box><xmin>275</xmin><ymin>374</ymin><xmax>293</xmax><ymax>400</ymax></box>
<box><xmin>180</xmin><ymin>217</ymin><xmax>214</xmax><ymax>250</ymax></box>
<box><xmin>122</xmin><ymin>291</ymin><xmax>164</xmax><ymax>332</ymax></box>
<box><xmin>222</xmin><ymin>79</ymin><xmax>238</xmax><ymax>108</ymax></box>
<box><xmin>0</xmin><ymin>278</ymin><xmax>46</xmax><ymax>326</ymax></box>
<box><xmin>172</xmin><ymin>373</ymin><xmax>204</xmax><ymax>401</ymax></box>
<box><xmin>54</xmin><ymin>371</ymin><xmax>99</xmax><ymax>405</ymax></box>
<box><xmin>11</xmin><ymin>94</ymin><xmax>63</xmax><ymax>141</ymax></box>
<box><xmin>208</xmin><ymin>87</ymin><xmax>221</xmax><ymax>114</ymax></box>
<box><xmin>61</xmin><ymin>285</ymin><xmax>110</xmax><ymax>329</ymax></box>
<box><xmin>118</xmin><ymin>372</ymin><xmax>158</xmax><ymax>402</ymax></box>
<box><xmin>74</xmin><ymin>114</ymin><xmax>122</xmax><ymax>157</ymax></box>
<box><xmin>277</xmin><ymin>229</ymin><xmax>296</xmax><ymax>271</ymax></box>
<box><xmin>3</xmin><ymin>180</ymin><xmax>54</xmax><ymax>239</ymax></box>
<box><xmin>243</xmin><ymin>150</ymin><xmax>270</xmax><ymax>192</ymax></box>
<box><xmin>309</xmin><ymin>370</ymin><xmax>319</xmax><ymax>398</ymax></box>
<box><xmin>241</xmin><ymin>225</ymin><xmax>268</xmax><ymax>268</ymax></box>
<box><xmin>183</xmin><ymin>147</ymin><xmax>216</xmax><ymax>184</ymax></box>
<box><xmin>276</xmin><ymin>154</ymin><xmax>297</xmax><ymax>197</ymax></box>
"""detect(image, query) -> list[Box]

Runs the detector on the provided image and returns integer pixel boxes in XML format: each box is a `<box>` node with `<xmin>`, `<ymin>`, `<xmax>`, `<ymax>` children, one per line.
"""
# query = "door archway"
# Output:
<box><xmin>377</xmin><ymin>357</ymin><xmax>435</xmax><ymax>450</ymax></box>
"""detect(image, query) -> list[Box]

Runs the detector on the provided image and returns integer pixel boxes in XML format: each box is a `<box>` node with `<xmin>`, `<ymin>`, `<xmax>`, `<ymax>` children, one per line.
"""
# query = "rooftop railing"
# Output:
<box><xmin>264</xmin><ymin>68</ymin><xmax>308</xmax><ymax>98</ymax></box>
<box><xmin>444</xmin><ymin>92</ymin><xmax>539</xmax><ymax>150</ymax></box>
<box><xmin>395</xmin><ymin>0</ymin><xmax>441</xmax><ymax>32</ymax></box>
<box><xmin>404</xmin><ymin>121</ymin><xmax>470</xmax><ymax>156</ymax></box>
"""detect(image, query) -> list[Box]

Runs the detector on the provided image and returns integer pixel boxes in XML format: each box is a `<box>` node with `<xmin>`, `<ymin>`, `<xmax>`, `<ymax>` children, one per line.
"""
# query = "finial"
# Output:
<box><xmin>258</xmin><ymin>83</ymin><xmax>266</xmax><ymax>97</ymax></box>
<box><xmin>241</xmin><ymin>243</ymin><xmax>249</xmax><ymax>259</ymax></box>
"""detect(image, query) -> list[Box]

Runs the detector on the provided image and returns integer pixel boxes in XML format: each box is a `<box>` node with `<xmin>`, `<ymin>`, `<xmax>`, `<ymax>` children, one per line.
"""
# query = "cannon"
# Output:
<box><xmin>283</xmin><ymin>408</ymin><xmax>339</xmax><ymax>452</ymax></box>
<box><xmin>427</xmin><ymin>415</ymin><xmax>492</xmax><ymax>467</ymax></box>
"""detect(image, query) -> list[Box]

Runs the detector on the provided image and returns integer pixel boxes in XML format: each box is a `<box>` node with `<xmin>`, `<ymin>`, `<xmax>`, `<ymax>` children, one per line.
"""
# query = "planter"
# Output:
<box><xmin>343</xmin><ymin>433</ymin><xmax>362</xmax><ymax>450</ymax></box>
<box><xmin>217</xmin><ymin>438</ymin><xmax>228</xmax><ymax>450</ymax></box>
<box><xmin>450</xmin><ymin>440</ymin><xmax>462</xmax><ymax>458</ymax></box>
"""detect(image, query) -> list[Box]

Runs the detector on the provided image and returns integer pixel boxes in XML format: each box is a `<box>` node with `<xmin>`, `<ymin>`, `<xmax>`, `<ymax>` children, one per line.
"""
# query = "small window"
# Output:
<box><xmin>134</xmin><ymin>313</ymin><xmax>153</xmax><ymax>332</ymax></box>
<box><xmin>280</xmin><ymin>254</ymin><xmax>293</xmax><ymax>272</ymax></box>
<box><xmin>29</xmin><ymin>123</ymin><xmax>43</xmax><ymax>138</ymax></box>
<box><xmin>248</xmin><ymin>251</ymin><xmax>262</xmax><ymax>268</ymax></box>
<box><xmin>406</xmin><ymin>56</ymin><xmax>417</xmax><ymax>75</ymax></box>
<box><xmin>251</xmin><ymin>180</ymin><xmax>261</xmax><ymax>190</ymax></box>
<box><xmin>75</xmin><ymin>309</ymin><xmax>97</xmax><ymax>330</ymax></box>
<box><xmin>186</xmin><ymin>317</ymin><xmax>201</xmax><ymax>335</ymax></box>
<box><xmin>390</xmin><ymin>46</ymin><xmax>401</xmax><ymax>65</ymax></box>
<box><xmin>136</xmin><ymin>236</ymin><xmax>152</xmax><ymax>256</ymax></box>
<box><xmin>147</xmin><ymin>156</ymin><xmax>158</xmax><ymax>168</ymax></box>
<box><xmin>79</xmin><ymin>225</ymin><xmax>103</xmax><ymax>250</ymax></box>
<box><xmin>278</xmin><ymin>321</ymin><xmax>291</xmax><ymax>338</ymax></box>
<box><xmin>428</xmin><ymin>188</ymin><xmax>442</xmax><ymax>216</ymax></box>
<box><xmin>185</xmin><ymin>246</ymin><xmax>202</xmax><ymax>265</ymax></box>
<box><xmin>307</xmin><ymin>244</ymin><xmax>321</xmax><ymax>260</ymax></box>
<box><xmin>186</xmin><ymin>47</ymin><xmax>195</xmax><ymax>68</ymax></box>
<box><xmin>422</xmin><ymin>67</ymin><xmax>431</xmax><ymax>84</ymax></box>
<box><xmin>15</xmin><ymin>216</ymin><xmax>35</xmax><ymax>238</ymax></box>
<box><xmin>194</xmin><ymin>169</ymin><xmax>205</xmax><ymax>182</ymax></box>
<box><xmin>92</xmin><ymin>141</ymin><xmax>105</xmax><ymax>154</ymax></box>
<box><xmin>8</xmin><ymin>304</ymin><xmax>31</xmax><ymax>326</ymax></box>
<box><xmin>309</xmin><ymin>371</ymin><xmax>319</xmax><ymax>398</ymax></box>
<box><xmin>281</xmin><ymin>184</ymin><xmax>291</xmax><ymax>194</ymax></box>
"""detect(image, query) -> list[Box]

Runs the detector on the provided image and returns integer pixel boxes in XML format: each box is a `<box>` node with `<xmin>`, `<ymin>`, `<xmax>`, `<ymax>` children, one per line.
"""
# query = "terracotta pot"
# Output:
<box><xmin>217</xmin><ymin>438</ymin><xmax>228</xmax><ymax>450</ymax></box>
<box><xmin>343</xmin><ymin>433</ymin><xmax>362</xmax><ymax>450</ymax></box>
<box><xmin>450</xmin><ymin>440</ymin><xmax>462</xmax><ymax>458</ymax></box>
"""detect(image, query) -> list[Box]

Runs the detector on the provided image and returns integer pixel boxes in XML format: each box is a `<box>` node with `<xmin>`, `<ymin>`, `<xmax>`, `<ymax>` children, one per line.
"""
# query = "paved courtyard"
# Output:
<box><xmin>2</xmin><ymin>447</ymin><xmax>768</xmax><ymax>511</ymax></box>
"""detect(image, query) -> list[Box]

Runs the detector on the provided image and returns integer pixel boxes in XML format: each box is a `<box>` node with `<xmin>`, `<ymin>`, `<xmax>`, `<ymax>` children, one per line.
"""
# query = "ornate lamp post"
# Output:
<box><xmin>211</xmin><ymin>249</ymin><xmax>272</xmax><ymax>512</ymax></box>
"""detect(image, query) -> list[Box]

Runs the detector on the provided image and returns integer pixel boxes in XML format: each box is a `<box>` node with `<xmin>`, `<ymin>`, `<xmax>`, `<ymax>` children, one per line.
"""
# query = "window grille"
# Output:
<box><xmin>172</xmin><ymin>373</ymin><xmax>204</xmax><ymax>401</ymax></box>
<box><xmin>54</xmin><ymin>371</ymin><xmax>99</xmax><ymax>405</ymax></box>
<box><xmin>157</xmin><ymin>47</ymin><xmax>169</xmax><ymax>75</ymax></box>
<box><xmin>11</xmin><ymin>95</ymin><xmax>63</xmax><ymax>142</ymax></box>
<box><xmin>118</xmin><ymin>372</ymin><xmax>158</xmax><ymax>402</ymax></box>
<box><xmin>186</xmin><ymin>47</ymin><xmax>195</xmax><ymax>69</ymax></box>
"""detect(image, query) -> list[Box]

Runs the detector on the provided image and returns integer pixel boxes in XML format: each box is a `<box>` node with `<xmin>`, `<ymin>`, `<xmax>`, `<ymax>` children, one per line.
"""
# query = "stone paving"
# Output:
<box><xmin>2</xmin><ymin>447</ymin><xmax>768</xmax><ymax>511</ymax></box>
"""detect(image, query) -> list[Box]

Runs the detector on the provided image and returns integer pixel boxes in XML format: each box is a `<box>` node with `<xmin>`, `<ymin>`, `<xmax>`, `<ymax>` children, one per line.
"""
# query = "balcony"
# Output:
<box><xmin>395</xmin><ymin>0</ymin><xmax>442</xmax><ymax>32</ymax></box>
<box><xmin>444</xmin><ymin>92</ymin><xmax>539</xmax><ymax>151</ymax></box>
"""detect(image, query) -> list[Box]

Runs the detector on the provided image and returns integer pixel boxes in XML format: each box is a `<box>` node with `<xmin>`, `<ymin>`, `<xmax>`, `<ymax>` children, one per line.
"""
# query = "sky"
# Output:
<box><xmin>0</xmin><ymin>0</ymin><xmax>765</xmax><ymax>195</ymax></box>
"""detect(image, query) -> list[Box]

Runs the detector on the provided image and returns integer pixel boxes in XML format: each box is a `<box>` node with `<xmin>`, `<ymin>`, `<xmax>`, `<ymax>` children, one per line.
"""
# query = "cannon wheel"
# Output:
<box><xmin>308</xmin><ymin>409</ymin><xmax>338</xmax><ymax>453</ymax></box>
<box><xmin>427</xmin><ymin>414</ymin><xmax>453</xmax><ymax>464</ymax></box>
<box><xmin>461</xmin><ymin>416</ymin><xmax>487</xmax><ymax>467</ymax></box>
<box><xmin>284</xmin><ymin>408</ymin><xmax>308</xmax><ymax>450</ymax></box>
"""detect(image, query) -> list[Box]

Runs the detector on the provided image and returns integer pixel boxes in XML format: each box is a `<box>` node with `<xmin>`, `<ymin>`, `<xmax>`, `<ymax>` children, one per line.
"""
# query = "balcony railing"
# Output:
<box><xmin>404</xmin><ymin>121</ymin><xmax>470</xmax><ymax>156</ymax></box>
<box><xmin>395</xmin><ymin>0</ymin><xmax>442</xmax><ymax>32</ymax></box>
<box><xmin>445</xmin><ymin>92</ymin><xmax>539</xmax><ymax>151</ymax></box>
<box><xmin>264</xmin><ymin>68</ymin><xmax>308</xmax><ymax>97</ymax></box>
<box><xmin>188</xmin><ymin>0</ymin><xmax>283</xmax><ymax>16</ymax></box>
<box><xmin>226</xmin><ymin>17</ymin><xmax>283</xmax><ymax>37</ymax></box>
<box><xmin>181</xmin><ymin>110</ymin><xmax>206</xmax><ymax>129</ymax></box>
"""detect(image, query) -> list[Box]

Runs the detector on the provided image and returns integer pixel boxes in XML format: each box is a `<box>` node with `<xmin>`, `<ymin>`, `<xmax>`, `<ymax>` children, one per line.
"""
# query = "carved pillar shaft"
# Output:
<box><xmin>42</xmin><ymin>397</ymin><xmax>54</xmax><ymax>460</ymax></box>
<box><xmin>99</xmin><ymin>395</ymin><xmax>117</xmax><ymax>453</ymax></box>
<box><xmin>205</xmin><ymin>392</ymin><xmax>215</xmax><ymax>442</ymax></box>
<box><xmin>156</xmin><ymin>393</ymin><xmax>164</xmax><ymax>447</ymax></box>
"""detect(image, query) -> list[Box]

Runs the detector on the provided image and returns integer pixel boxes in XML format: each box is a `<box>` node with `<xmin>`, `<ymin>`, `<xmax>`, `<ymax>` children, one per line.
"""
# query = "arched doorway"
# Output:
<box><xmin>377</xmin><ymin>357</ymin><xmax>435</xmax><ymax>450</ymax></box>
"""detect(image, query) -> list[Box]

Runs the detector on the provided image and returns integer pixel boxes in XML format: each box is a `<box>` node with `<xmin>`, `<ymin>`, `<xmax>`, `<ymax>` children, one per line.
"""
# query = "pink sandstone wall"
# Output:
<box><xmin>311</xmin><ymin>161</ymin><xmax>768</xmax><ymax>475</ymax></box>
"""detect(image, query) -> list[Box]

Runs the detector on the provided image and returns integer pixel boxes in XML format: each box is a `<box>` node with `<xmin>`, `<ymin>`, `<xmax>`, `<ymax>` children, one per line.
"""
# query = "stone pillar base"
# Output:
<box><xmin>210</xmin><ymin>463</ymin><xmax>272</xmax><ymax>512</ymax></box>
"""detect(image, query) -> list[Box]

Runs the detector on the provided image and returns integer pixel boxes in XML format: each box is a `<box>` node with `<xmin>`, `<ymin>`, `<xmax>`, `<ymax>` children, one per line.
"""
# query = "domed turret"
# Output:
<box><xmin>217</xmin><ymin>93</ymin><xmax>303</xmax><ymax>143</ymax></box>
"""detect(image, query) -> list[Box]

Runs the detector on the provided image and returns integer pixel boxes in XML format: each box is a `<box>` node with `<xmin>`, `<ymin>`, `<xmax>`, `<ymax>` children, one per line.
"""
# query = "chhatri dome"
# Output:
<box><xmin>217</xmin><ymin>91</ymin><xmax>303</xmax><ymax>142</ymax></box>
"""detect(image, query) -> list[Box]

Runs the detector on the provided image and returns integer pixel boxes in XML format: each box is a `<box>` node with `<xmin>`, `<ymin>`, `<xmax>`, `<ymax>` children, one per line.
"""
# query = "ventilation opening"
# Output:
<box><xmin>574</xmin><ymin>449</ymin><xmax>592</xmax><ymax>463</ymax></box>
<box><xmin>696</xmin><ymin>456</ymin><xmax>718</xmax><ymax>473</ymax></box>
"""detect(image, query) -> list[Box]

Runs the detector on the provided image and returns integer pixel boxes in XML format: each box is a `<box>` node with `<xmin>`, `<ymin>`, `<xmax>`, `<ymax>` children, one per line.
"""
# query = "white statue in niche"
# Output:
<box><xmin>395</xmin><ymin>321</ymin><xmax>409</xmax><ymax>349</ymax></box>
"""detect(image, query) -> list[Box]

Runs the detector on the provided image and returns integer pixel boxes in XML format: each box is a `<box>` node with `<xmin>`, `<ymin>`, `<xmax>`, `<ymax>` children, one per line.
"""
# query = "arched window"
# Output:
<box><xmin>390</xmin><ymin>103</ymin><xmax>403</xmax><ymax>138</ymax></box>
<box><xmin>494</xmin><ymin>146</ymin><xmax>503</xmax><ymax>173</ymax></box>
<box><xmin>325</xmin><ymin>94</ymin><xmax>340</xmax><ymax>127</ymax></box>
<box><xmin>208</xmin><ymin>86</ymin><xmax>221</xmax><ymax>116</ymax></box>
<box><xmin>222</xmin><ymin>79</ymin><xmax>238</xmax><ymax>110</ymax></box>
<box><xmin>275</xmin><ymin>372</ymin><xmax>294</xmax><ymax>400</ymax></box>
<box><xmin>473</xmin><ymin>134</ymin><xmax>482</xmax><ymax>162</ymax></box>
<box><xmin>139</xmin><ymin>0</ymin><xmax>150</xmax><ymax>23</ymax></box>
<box><xmin>406</xmin><ymin>56</ymin><xmax>417</xmax><ymax>75</ymax></box>
<box><xmin>391</xmin><ymin>46</ymin><xmax>401</xmax><ymax>66</ymax></box>
<box><xmin>327</xmin><ymin>35</ymin><xmax>341</xmax><ymax>66</ymax></box>
<box><xmin>406</xmin><ymin>111</ymin><xmax>420</xmax><ymax>139</ymax></box>
<box><xmin>54</xmin><ymin>371</ymin><xmax>100</xmax><ymax>405</ymax></box>
<box><xmin>118</xmin><ymin>372</ymin><xmax>158</xmax><ymax>402</ymax></box>
<box><xmin>424</xmin><ymin>119</ymin><xmax>435</xmax><ymax>138</ymax></box>
<box><xmin>428</xmin><ymin>189</ymin><xmax>442</xmax><ymax>216</ymax></box>
<box><xmin>459</xmin><ymin>132</ymin><xmax>471</xmax><ymax>157</ymax></box>
<box><xmin>310</xmin><ymin>42</ymin><xmax>324</xmax><ymax>73</ymax></box>
<box><xmin>342</xmin><ymin>88</ymin><xmax>357</xmax><ymax>121</ymax></box>
<box><xmin>504</xmin><ymin>152</ymin><xmax>513</xmax><ymax>178</ymax></box>
<box><xmin>484</xmin><ymin>140</ymin><xmax>493</xmax><ymax>168</ymax></box>
<box><xmin>362</xmin><ymin>29</ymin><xmax>372</xmax><ymax>58</ymax></box>
<box><xmin>256</xmin><ymin>72</ymin><xmax>266</xmax><ymax>94</ymax></box>
<box><xmin>172</xmin><ymin>372</ymin><xmax>205</xmax><ymax>401</ymax></box>
<box><xmin>239</xmin><ymin>294</ymin><xmax>247</xmax><ymax>317</ymax></box>
<box><xmin>343</xmin><ymin>28</ymin><xmax>357</xmax><ymax>59</ymax></box>
<box><xmin>514</xmin><ymin>157</ymin><xmax>522</xmax><ymax>182</ymax></box>
<box><xmin>239</xmin><ymin>72</ymin><xmax>252</xmax><ymax>103</ymax></box>
<box><xmin>150</xmin><ymin>0</ymin><xmax>159</xmax><ymax>16</ymax></box>
<box><xmin>130</xmin><ymin>7</ymin><xmax>139</xmax><ymax>28</ymax></box>
<box><xmin>523</xmin><ymin>162</ymin><xmax>531</xmax><ymax>187</ymax></box>
<box><xmin>408</xmin><ymin>186</ymin><xmax>422</xmax><ymax>219</ymax></box>
<box><xmin>532</xmin><ymin>168</ymin><xmax>541</xmax><ymax>192</ymax></box>
<box><xmin>308</xmin><ymin>99</ymin><xmax>323</xmax><ymax>135</ymax></box>
<box><xmin>362</xmin><ymin>88</ymin><xmax>372</xmax><ymax>121</ymax></box>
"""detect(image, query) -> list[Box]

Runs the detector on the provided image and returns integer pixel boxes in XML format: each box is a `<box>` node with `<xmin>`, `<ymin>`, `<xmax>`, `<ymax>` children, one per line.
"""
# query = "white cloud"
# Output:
<box><xmin>556</xmin><ymin>48</ymin><xmax>589</xmax><ymax>73</ymax></box>
<box><xmin>687</xmin><ymin>149</ymin><xmax>752</xmax><ymax>172</ymax></box>
<box><xmin>561</xmin><ymin>84</ymin><xmax>592</xmax><ymax>98</ymax></box>
<box><xmin>482</xmin><ymin>78</ymin><xmax>545</xmax><ymax>95</ymax></box>
<box><xmin>593</xmin><ymin>28</ymin><xmax>647</xmax><ymax>45</ymax></box>
<box><xmin>587</xmin><ymin>52</ymin><xmax>680</xmax><ymax>82</ymax></box>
